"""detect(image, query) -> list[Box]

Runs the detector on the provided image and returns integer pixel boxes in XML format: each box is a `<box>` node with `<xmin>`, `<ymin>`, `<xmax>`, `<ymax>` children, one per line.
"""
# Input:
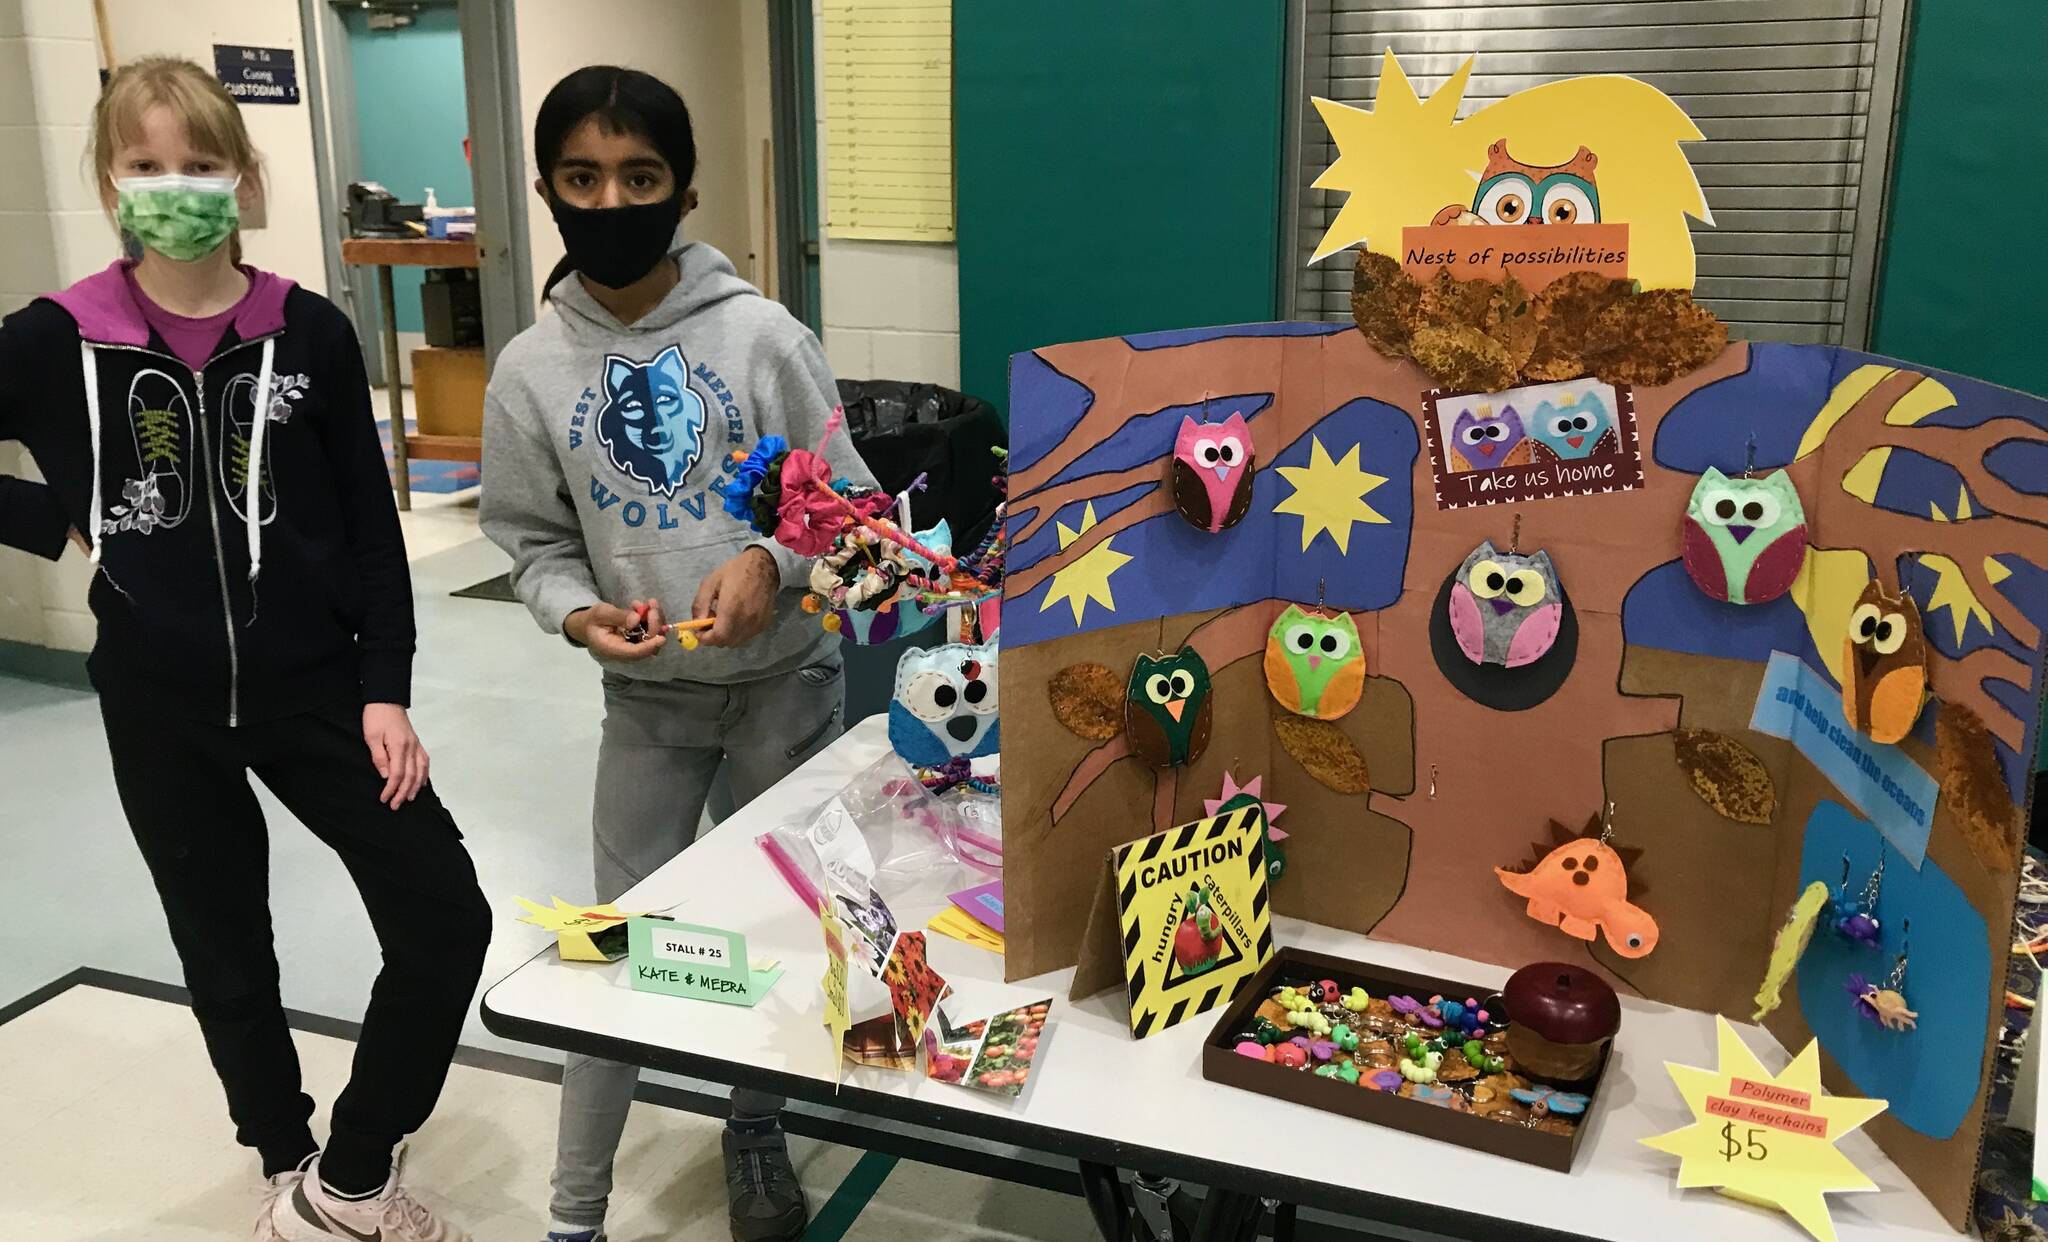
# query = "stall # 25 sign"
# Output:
<box><xmin>213</xmin><ymin>45</ymin><xmax>299</xmax><ymax>105</ymax></box>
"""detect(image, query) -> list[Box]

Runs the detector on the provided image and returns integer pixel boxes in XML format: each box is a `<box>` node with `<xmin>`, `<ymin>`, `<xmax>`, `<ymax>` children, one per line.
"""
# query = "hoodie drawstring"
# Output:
<box><xmin>246</xmin><ymin>336</ymin><xmax>275</xmax><ymax>582</ymax></box>
<box><xmin>80</xmin><ymin>342</ymin><xmax>104</xmax><ymax>567</ymax></box>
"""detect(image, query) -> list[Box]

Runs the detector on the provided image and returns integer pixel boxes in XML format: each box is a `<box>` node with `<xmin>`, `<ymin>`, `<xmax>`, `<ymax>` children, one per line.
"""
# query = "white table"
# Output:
<box><xmin>482</xmin><ymin>717</ymin><xmax>1961</xmax><ymax>1242</ymax></box>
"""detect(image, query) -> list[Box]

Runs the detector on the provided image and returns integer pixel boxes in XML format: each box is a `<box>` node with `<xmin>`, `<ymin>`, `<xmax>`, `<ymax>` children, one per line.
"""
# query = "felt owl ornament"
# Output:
<box><xmin>1125</xmin><ymin>647</ymin><xmax>1213</xmax><ymax>768</ymax></box>
<box><xmin>1445</xmin><ymin>402</ymin><xmax>1535</xmax><ymax>473</ymax></box>
<box><xmin>1170</xmin><ymin>412</ymin><xmax>1256</xmax><ymax>533</ymax></box>
<box><xmin>887</xmin><ymin>641</ymin><xmax>1000</xmax><ymax>767</ymax></box>
<box><xmin>1681</xmin><ymin>467</ymin><xmax>1807</xmax><ymax>605</ymax></box>
<box><xmin>1526</xmin><ymin>390</ymin><xmax>1614</xmax><ymax>462</ymax></box>
<box><xmin>1264</xmin><ymin>605</ymin><xmax>1365</xmax><ymax>721</ymax></box>
<box><xmin>1843</xmin><ymin>579</ymin><xmax>1928</xmax><ymax>745</ymax></box>
<box><xmin>1448</xmin><ymin>540</ymin><xmax>1563</xmax><ymax>668</ymax></box>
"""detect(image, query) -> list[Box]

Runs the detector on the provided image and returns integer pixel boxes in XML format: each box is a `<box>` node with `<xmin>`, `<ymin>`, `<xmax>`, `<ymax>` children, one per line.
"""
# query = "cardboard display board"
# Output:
<box><xmin>999</xmin><ymin>326</ymin><xmax>2048</xmax><ymax>1227</ymax></box>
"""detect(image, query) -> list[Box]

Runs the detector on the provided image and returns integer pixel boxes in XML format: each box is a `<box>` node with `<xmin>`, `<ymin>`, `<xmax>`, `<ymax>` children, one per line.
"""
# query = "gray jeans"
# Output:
<box><xmin>549</xmin><ymin>656</ymin><xmax>844</xmax><ymax>1230</ymax></box>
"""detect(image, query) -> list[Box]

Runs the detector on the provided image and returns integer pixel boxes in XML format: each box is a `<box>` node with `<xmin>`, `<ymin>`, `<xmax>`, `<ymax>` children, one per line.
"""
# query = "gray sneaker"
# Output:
<box><xmin>723</xmin><ymin>1123</ymin><xmax>808</xmax><ymax>1242</ymax></box>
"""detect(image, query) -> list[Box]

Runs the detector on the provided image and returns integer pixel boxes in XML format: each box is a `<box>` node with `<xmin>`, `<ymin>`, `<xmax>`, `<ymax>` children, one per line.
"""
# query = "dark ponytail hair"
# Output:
<box><xmin>535</xmin><ymin>65</ymin><xmax>697</xmax><ymax>299</ymax></box>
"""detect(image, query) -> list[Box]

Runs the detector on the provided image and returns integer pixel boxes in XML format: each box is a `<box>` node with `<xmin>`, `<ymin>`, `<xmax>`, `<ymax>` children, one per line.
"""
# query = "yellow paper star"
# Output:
<box><xmin>1272</xmin><ymin>437</ymin><xmax>1389</xmax><ymax>554</ymax></box>
<box><xmin>1039</xmin><ymin>501</ymin><xmax>1132</xmax><ymax>626</ymax></box>
<box><xmin>1920</xmin><ymin>552</ymin><xmax>2007</xmax><ymax>644</ymax></box>
<box><xmin>1642</xmin><ymin>1017</ymin><xmax>1888</xmax><ymax>1242</ymax></box>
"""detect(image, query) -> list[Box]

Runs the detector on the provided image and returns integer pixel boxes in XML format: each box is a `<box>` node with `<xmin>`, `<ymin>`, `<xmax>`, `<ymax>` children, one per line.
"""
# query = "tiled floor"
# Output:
<box><xmin>0</xmin><ymin>504</ymin><xmax>1102</xmax><ymax>1240</ymax></box>
<box><xmin>0</xmin><ymin>984</ymin><xmax>1092</xmax><ymax>1240</ymax></box>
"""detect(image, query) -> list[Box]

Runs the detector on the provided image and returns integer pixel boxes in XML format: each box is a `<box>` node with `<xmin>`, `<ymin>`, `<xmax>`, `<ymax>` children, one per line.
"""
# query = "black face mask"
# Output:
<box><xmin>547</xmin><ymin>194</ymin><xmax>684</xmax><ymax>290</ymax></box>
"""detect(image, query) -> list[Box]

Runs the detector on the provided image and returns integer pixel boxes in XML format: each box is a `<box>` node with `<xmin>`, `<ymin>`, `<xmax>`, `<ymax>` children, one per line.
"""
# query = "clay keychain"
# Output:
<box><xmin>1826</xmin><ymin>853</ymin><xmax>1884</xmax><ymax>948</ymax></box>
<box><xmin>1448</xmin><ymin>516</ymin><xmax>1563</xmax><ymax>668</ymax></box>
<box><xmin>1848</xmin><ymin>922</ymin><xmax>1919</xmax><ymax>1031</ymax></box>
<box><xmin>1681</xmin><ymin>439</ymin><xmax>1808</xmax><ymax>605</ymax></box>
<box><xmin>1264</xmin><ymin>580</ymin><xmax>1366</xmax><ymax>720</ymax></box>
<box><xmin>1169</xmin><ymin>398</ymin><xmax>1256</xmax><ymax>533</ymax></box>
<box><xmin>1842</xmin><ymin>573</ymin><xmax>1929</xmax><ymax>745</ymax></box>
<box><xmin>1495</xmin><ymin>802</ymin><xmax>1660</xmax><ymax>958</ymax></box>
<box><xmin>1124</xmin><ymin>646</ymin><xmax>1213</xmax><ymax>767</ymax></box>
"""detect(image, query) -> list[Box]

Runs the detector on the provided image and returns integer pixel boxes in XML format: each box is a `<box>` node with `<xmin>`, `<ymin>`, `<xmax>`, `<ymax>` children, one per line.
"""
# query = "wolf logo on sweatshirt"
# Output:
<box><xmin>596</xmin><ymin>344</ymin><xmax>706</xmax><ymax>497</ymax></box>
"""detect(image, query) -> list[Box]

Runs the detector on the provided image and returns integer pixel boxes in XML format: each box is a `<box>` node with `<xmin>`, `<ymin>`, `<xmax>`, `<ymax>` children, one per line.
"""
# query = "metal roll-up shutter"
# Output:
<box><xmin>1282</xmin><ymin>0</ymin><xmax>1911</xmax><ymax>346</ymax></box>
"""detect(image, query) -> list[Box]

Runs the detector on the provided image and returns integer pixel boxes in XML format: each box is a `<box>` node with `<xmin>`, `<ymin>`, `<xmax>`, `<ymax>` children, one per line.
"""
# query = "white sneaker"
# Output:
<box><xmin>272</xmin><ymin>1150</ymin><xmax>468</xmax><ymax>1242</ymax></box>
<box><xmin>253</xmin><ymin>1155</ymin><xmax>316</xmax><ymax>1242</ymax></box>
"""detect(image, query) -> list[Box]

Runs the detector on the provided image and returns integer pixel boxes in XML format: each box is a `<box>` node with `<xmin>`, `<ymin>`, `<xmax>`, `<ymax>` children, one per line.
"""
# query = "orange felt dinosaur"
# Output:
<box><xmin>1495</xmin><ymin>817</ymin><xmax>1659</xmax><ymax>959</ymax></box>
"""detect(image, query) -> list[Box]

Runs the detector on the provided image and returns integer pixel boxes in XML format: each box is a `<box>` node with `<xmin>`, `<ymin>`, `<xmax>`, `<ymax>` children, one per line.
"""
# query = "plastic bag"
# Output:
<box><xmin>759</xmin><ymin>750</ymin><xmax>999</xmax><ymax>918</ymax></box>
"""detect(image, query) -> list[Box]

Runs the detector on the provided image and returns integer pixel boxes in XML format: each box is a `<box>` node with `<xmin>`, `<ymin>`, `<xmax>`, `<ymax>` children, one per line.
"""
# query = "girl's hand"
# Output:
<box><xmin>67</xmin><ymin>527</ymin><xmax>89</xmax><ymax>554</ymax></box>
<box><xmin>363</xmin><ymin>702</ymin><xmax>429</xmax><ymax>809</ymax></box>
<box><xmin>564</xmin><ymin>600</ymin><xmax>668</xmax><ymax>660</ymax></box>
<box><xmin>692</xmin><ymin>547</ymin><xmax>778</xmax><ymax>647</ymax></box>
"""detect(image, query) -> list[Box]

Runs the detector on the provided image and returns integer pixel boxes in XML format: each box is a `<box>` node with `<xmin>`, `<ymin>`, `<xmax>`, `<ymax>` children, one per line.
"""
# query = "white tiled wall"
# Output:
<box><xmin>0</xmin><ymin>0</ymin><xmax>96</xmax><ymax>652</ymax></box>
<box><xmin>810</xmin><ymin>0</ymin><xmax>963</xmax><ymax>394</ymax></box>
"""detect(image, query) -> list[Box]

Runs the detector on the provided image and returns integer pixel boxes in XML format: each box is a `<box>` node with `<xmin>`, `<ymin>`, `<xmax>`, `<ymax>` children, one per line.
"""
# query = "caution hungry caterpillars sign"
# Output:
<box><xmin>1094</xmin><ymin>806</ymin><xmax>1275</xmax><ymax>1038</ymax></box>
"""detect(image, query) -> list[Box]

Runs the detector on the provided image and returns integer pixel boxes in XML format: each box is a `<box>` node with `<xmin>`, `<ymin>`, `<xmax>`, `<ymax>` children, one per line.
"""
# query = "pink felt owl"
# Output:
<box><xmin>1170</xmin><ymin>412</ymin><xmax>1256</xmax><ymax>533</ymax></box>
<box><xmin>1448</xmin><ymin>540</ymin><xmax>1563</xmax><ymax>668</ymax></box>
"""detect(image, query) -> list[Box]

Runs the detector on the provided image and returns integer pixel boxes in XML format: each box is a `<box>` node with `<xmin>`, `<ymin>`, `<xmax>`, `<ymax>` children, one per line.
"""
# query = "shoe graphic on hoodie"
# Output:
<box><xmin>221</xmin><ymin>368</ymin><xmax>284</xmax><ymax>524</ymax></box>
<box><xmin>121</xmin><ymin>367</ymin><xmax>192</xmax><ymax>530</ymax></box>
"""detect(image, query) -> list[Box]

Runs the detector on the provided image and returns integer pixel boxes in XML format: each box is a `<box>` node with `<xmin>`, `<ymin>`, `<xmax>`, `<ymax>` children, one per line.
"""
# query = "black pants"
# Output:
<box><xmin>100</xmin><ymin>695</ymin><xmax>492</xmax><ymax>1191</ymax></box>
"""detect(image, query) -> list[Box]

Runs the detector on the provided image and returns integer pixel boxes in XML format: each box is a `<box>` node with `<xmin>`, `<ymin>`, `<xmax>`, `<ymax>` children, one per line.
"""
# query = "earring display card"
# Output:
<box><xmin>1423</xmin><ymin>379</ymin><xmax>1642</xmax><ymax>510</ymax></box>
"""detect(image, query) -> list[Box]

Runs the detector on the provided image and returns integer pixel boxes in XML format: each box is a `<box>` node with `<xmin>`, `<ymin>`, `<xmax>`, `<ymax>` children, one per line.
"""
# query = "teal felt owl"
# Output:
<box><xmin>1125</xmin><ymin>648</ymin><xmax>1213</xmax><ymax>768</ymax></box>
<box><xmin>1263</xmin><ymin>604</ymin><xmax>1365</xmax><ymax>720</ymax></box>
<box><xmin>1681</xmin><ymin>467</ymin><xmax>1807</xmax><ymax>605</ymax></box>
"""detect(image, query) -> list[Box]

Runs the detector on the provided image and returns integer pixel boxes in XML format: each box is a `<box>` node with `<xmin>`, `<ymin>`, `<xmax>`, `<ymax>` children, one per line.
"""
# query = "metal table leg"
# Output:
<box><xmin>375</xmin><ymin>263</ymin><xmax>410</xmax><ymax>510</ymax></box>
<box><xmin>1081</xmin><ymin>1161</ymin><xmax>1136</xmax><ymax>1242</ymax></box>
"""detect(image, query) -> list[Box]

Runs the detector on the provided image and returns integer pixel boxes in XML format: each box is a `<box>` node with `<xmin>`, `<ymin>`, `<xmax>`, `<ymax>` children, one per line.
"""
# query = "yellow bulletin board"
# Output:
<box><xmin>820</xmin><ymin>0</ymin><xmax>955</xmax><ymax>242</ymax></box>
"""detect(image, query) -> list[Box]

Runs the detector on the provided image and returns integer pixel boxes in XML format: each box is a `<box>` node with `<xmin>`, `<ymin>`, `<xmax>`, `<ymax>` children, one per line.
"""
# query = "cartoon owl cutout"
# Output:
<box><xmin>1681</xmin><ymin>467</ymin><xmax>1808</xmax><ymax>605</ymax></box>
<box><xmin>1526</xmin><ymin>390</ymin><xmax>1616</xmax><ymax>462</ymax></box>
<box><xmin>1170</xmin><ymin>412</ymin><xmax>1256</xmax><ymax>533</ymax></box>
<box><xmin>1842</xmin><ymin>580</ymin><xmax>1928</xmax><ymax>745</ymax></box>
<box><xmin>1264</xmin><ymin>605</ymin><xmax>1366</xmax><ymax>721</ymax></box>
<box><xmin>1125</xmin><ymin>647</ymin><xmax>1213</xmax><ymax>768</ymax></box>
<box><xmin>1433</xmin><ymin>140</ymin><xmax>1601</xmax><ymax>227</ymax></box>
<box><xmin>1445</xmin><ymin>402</ymin><xmax>1536</xmax><ymax>473</ymax></box>
<box><xmin>887</xmin><ymin>642</ymin><xmax>1000</xmax><ymax>767</ymax></box>
<box><xmin>1448</xmin><ymin>540</ymin><xmax>1563</xmax><ymax>668</ymax></box>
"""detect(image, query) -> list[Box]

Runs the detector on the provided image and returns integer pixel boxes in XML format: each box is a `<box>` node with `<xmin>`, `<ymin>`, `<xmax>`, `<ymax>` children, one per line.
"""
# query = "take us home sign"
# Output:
<box><xmin>213</xmin><ymin>45</ymin><xmax>299</xmax><ymax>104</ymax></box>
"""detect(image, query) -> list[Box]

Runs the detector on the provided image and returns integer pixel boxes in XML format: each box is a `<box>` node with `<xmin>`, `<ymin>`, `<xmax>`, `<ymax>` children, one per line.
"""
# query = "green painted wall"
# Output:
<box><xmin>1871</xmin><ymin>0</ymin><xmax>2047</xmax><ymax>402</ymax></box>
<box><xmin>954</xmin><ymin>3</ymin><xmax>1287</xmax><ymax>414</ymax></box>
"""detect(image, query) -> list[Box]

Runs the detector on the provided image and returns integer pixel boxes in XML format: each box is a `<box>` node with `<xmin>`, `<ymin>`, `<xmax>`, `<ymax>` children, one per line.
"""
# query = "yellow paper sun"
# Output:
<box><xmin>1643</xmin><ymin>1017</ymin><xmax>1887</xmax><ymax>1242</ymax></box>
<box><xmin>1789</xmin><ymin>548</ymin><xmax>1871</xmax><ymax>686</ymax></box>
<box><xmin>1039</xmin><ymin>501</ymin><xmax>1133</xmax><ymax>626</ymax></box>
<box><xmin>1310</xmin><ymin>51</ymin><xmax>1711</xmax><ymax>289</ymax></box>
<box><xmin>515</xmin><ymin>895</ymin><xmax>630</xmax><ymax>932</ymax></box>
<box><xmin>1272</xmin><ymin>437</ymin><xmax>1389</xmax><ymax>554</ymax></box>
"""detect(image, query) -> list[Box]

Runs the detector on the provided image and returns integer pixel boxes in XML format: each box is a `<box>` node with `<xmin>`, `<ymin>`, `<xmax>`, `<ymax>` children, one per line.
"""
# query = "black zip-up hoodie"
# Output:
<box><xmin>0</xmin><ymin>261</ymin><xmax>412</xmax><ymax>725</ymax></box>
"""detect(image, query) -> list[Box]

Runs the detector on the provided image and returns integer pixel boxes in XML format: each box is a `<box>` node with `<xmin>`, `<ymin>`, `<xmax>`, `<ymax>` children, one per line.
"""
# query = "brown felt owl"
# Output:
<box><xmin>1433</xmin><ymin>140</ymin><xmax>1600</xmax><ymax>228</ymax></box>
<box><xmin>1842</xmin><ymin>579</ymin><xmax>1928</xmax><ymax>745</ymax></box>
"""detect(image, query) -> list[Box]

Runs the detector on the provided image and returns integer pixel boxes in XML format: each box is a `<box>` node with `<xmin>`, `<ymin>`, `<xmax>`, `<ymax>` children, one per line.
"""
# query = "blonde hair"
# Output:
<box><xmin>90</xmin><ymin>55</ymin><xmax>265</xmax><ymax>201</ymax></box>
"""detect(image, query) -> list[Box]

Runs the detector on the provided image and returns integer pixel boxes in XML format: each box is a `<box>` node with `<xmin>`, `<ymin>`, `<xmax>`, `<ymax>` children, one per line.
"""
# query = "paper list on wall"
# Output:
<box><xmin>821</xmin><ymin>0</ymin><xmax>954</xmax><ymax>242</ymax></box>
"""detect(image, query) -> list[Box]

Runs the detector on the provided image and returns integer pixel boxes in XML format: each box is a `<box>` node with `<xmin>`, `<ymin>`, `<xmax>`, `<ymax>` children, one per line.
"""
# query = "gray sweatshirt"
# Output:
<box><xmin>481</xmin><ymin>241</ymin><xmax>874</xmax><ymax>684</ymax></box>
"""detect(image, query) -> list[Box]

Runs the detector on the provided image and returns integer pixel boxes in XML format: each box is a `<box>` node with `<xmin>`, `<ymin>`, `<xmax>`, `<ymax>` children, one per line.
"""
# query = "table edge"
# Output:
<box><xmin>479</xmin><ymin>977</ymin><xmax>1595</xmax><ymax>1242</ymax></box>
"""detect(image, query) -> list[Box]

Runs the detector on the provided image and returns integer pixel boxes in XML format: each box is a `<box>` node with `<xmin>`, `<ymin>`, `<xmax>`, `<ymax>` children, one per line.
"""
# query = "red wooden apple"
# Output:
<box><xmin>1504</xmin><ymin>962</ymin><xmax>1621</xmax><ymax>1085</ymax></box>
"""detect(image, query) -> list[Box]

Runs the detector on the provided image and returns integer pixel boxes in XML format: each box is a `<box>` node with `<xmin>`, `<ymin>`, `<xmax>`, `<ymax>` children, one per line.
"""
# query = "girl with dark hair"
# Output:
<box><xmin>481</xmin><ymin>65</ymin><xmax>868</xmax><ymax>1242</ymax></box>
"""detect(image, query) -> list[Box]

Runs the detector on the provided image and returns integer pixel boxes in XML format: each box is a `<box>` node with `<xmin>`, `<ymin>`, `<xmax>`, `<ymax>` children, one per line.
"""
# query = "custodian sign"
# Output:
<box><xmin>213</xmin><ymin>45</ymin><xmax>300</xmax><ymax>105</ymax></box>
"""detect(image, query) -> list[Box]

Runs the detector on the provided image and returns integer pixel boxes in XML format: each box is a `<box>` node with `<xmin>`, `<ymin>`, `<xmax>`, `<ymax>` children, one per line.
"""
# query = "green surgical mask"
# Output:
<box><xmin>113</xmin><ymin>173</ymin><xmax>240</xmax><ymax>262</ymax></box>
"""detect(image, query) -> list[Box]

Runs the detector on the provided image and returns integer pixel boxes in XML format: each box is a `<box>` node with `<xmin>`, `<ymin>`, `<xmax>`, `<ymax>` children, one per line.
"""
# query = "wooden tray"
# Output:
<box><xmin>1200</xmin><ymin>946</ymin><xmax>1611</xmax><ymax>1173</ymax></box>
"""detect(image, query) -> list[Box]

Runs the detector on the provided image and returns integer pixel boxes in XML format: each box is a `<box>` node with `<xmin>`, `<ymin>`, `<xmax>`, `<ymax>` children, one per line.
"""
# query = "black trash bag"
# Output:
<box><xmin>836</xmin><ymin>379</ymin><xmax>1005</xmax><ymax>548</ymax></box>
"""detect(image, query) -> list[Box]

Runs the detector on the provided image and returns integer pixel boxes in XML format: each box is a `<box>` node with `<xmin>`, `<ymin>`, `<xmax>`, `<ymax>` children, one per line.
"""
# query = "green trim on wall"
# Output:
<box><xmin>0</xmin><ymin>639</ymin><xmax>91</xmax><ymax>691</ymax></box>
<box><xmin>1870</xmin><ymin>0</ymin><xmax>2047</xmax><ymax>398</ymax></box>
<box><xmin>954</xmin><ymin>3</ymin><xmax>1288</xmax><ymax>415</ymax></box>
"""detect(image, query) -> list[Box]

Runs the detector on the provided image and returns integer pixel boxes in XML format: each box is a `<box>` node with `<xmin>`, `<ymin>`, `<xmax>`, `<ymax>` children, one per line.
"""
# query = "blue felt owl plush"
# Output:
<box><xmin>888</xmin><ymin>641</ymin><xmax>1000</xmax><ymax>767</ymax></box>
